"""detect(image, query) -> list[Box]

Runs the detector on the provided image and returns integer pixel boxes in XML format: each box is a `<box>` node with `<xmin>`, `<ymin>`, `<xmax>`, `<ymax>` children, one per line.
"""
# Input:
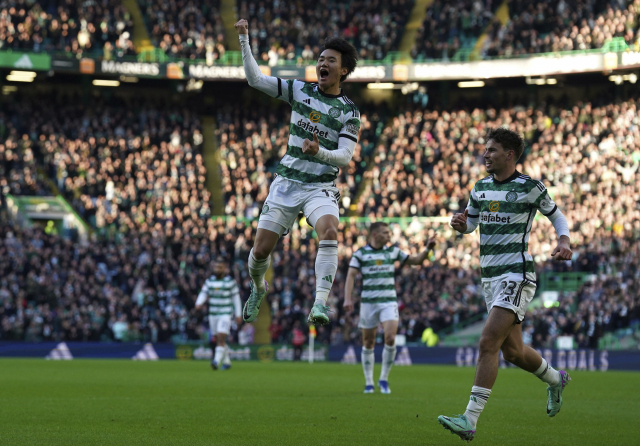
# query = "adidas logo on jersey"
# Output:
<box><xmin>480</xmin><ymin>193</ymin><xmax>486</xmax><ymax>199</ymax></box>
<box><xmin>303</xmin><ymin>98</ymin><xmax>311</xmax><ymax>105</ymax></box>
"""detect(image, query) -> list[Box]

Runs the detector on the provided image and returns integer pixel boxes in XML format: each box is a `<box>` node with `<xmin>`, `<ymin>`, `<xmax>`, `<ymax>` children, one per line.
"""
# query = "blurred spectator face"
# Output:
<box><xmin>484</xmin><ymin>139</ymin><xmax>515</xmax><ymax>174</ymax></box>
<box><xmin>317</xmin><ymin>49</ymin><xmax>346</xmax><ymax>89</ymax></box>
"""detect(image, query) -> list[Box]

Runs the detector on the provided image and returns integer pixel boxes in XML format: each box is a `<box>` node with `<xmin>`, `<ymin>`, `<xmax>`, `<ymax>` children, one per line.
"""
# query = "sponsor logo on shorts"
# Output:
<box><xmin>328</xmin><ymin>107</ymin><xmax>341</xmax><ymax>118</ymax></box>
<box><xmin>506</xmin><ymin>191</ymin><xmax>518</xmax><ymax>202</ymax></box>
<box><xmin>309</xmin><ymin>111</ymin><xmax>321</xmax><ymax>123</ymax></box>
<box><xmin>488</xmin><ymin>201</ymin><xmax>500</xmax><ymax>212</ymax></box>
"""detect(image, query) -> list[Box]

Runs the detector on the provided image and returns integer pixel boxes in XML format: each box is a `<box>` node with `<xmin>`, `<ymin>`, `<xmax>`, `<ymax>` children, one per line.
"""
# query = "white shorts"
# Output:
<box><xmin>209</xmin><ymin>315</ymin><xmax>231</xmax><ymax>336</ymax></box>
<box><xmin>482</xmin><ymin>276</ymin><xmax>536</xmax><ymax>323</ymax></box>
<box><xmin>257</xmin><ymin>176</ymin><xmax>340</xmax><ymax>237</ymax></box>
<box><xmin>359</xmin><ymin>302</ymin><xmax>399</xmax><ymax>329</ymax></box>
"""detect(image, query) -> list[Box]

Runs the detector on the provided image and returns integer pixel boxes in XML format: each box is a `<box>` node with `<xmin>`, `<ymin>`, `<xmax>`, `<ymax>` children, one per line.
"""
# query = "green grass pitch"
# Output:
<box><xmin>0</xmin><ymin>359</ymin><xmax>637</xmax><ymax>445</ymax></box>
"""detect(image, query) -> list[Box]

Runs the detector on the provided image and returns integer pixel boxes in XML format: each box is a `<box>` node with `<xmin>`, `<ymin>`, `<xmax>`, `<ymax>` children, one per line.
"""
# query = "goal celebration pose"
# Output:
<box><xmin>344</xmin><ymin>222</ymin><xmax>435</xmax><ymax>394</ymax></box>
<box><xmin>234</xmin><ymin>19</ymin><xmax>361</xmax><ymax>326</ymax></box>
<box><xmin>438</xmin><ymin>128</ymin><xmax>573</xmax><ymax>442</ymax></box>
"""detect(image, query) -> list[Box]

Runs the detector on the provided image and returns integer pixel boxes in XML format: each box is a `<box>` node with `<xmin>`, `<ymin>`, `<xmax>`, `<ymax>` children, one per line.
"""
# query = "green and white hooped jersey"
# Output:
<box><xmin>466</xmin><ymin>171</ymin><xmax>559</xmax><ymax>282</ymax></box>
<box><xmin>274</xmin><ymin>79</ymin><xmax>361</xmax><ymax>183</ymax></box>
<box><xmin>349</xmin><ymin>244</ymin><xmax>409</xmax><ymax>303</ymax></box>
<box><xmin>195</xmin><ymin>276</ymin><xmax>241</xmax><ymax>317</ymax></box>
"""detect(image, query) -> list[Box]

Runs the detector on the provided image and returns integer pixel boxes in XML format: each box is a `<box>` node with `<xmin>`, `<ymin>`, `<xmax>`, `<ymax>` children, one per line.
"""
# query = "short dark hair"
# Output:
<box><xmin>369</xmin><ymin>222</ymin><xmax>389</xmax><ymax>234</ymax></box>
<box><xmin>320</xmin><ymin>38</ymin><xmax>358</xmax><ymax>82</ymax></box>
<box><xmin>486</xmin><ymin>127</ymin><xmax>525</xmax><ymax>161</ymax></box>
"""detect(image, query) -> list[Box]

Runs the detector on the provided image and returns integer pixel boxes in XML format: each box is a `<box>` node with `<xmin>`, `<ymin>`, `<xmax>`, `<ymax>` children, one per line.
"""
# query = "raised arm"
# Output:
<box><xmin>235</xmin><ymin>19</ymin><xmax>288</xmax><ymax>101</ymax></box>
<box><xmin>404</xmin><ymin>237</ymin><xmax>436</xmax><ymax>265</ymax></box>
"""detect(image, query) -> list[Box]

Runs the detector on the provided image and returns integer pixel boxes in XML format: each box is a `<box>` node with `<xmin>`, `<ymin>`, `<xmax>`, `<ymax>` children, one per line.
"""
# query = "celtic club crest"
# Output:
<box><xmin>506</xmin><ymin>191</ymin><xmax>518</xmax><ymax>202</ymax></box>
<box><xmin>328</xmin><ymin>107</ymin><xmax>341</xmax><ymax>118</ymax></box>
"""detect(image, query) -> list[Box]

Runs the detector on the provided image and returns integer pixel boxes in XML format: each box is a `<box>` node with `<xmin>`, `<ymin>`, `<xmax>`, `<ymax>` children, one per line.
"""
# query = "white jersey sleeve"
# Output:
<box><xmin>195</xmin><ymin>281</ymin><xmax>209</xmax><ymax>307</ymax></box>
<box><xmin>463</xmin><ymin>185</ymin><xmax>480</xmax><ymax>233</ymax></box>
<box><xmin>349</xmin><ymin>249</ymin><xmax>362</xmax><ymax>269</ymax></box>
<box><xmin>231</xmin><ymin>281</ymin><xmax>242</xmax><ymax>318</ymax></box>
<box><xmin>314</xmin><ymin>108</ymin><xmax>360</xmax><ymax>167</ymax></box>
<box><xmin>529</xmin><ymin>181</ymin><xmax>570</xmax><ymax>238</ymax></box>
<box><xmin>239</xmin><ymin>35</ymin><xmax>289</xmax><ymax>103</ymax></box>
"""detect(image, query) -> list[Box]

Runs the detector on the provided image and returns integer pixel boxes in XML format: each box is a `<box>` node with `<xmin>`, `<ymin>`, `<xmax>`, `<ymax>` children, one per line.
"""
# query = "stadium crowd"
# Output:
<box><xmin>483</xmin><ymin>0</ymin><xmax>640</xmax><ymax>58</ymax></box>
<box><xmin>0</xmin><ymin>0</ymin><xmax>135</xmax><ymax>58</ymax></box>
<box><xmin>238</xmin><ymin>0</ymin><xmax>413</xmax><ymax>63</ymax></box>
<box><xmin>139</xmin><ymin>0</ymin><xmax>227</xmax><ymax>61</ymax></box>
<box><xmin>412</xmin><ymin>0</ymin><xmax>496</xmax><ymax>60</ymax></box>
<box><xmin>1</xmin><ymin>90</ymin><xmax>639</xmax><ymax>349</ymax></box>
<box><xmin>525</xmin><ymin>236</ymin><xmax>640</xmax><ymax>350</ymax></box>
<box><xmin>412</xmin><ymin>0</ymin><xmax>640</xmax><ymax>61</ymax></box>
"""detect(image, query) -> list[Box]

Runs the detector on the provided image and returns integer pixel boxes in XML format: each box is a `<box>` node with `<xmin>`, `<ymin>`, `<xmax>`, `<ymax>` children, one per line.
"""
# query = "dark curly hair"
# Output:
<box><xmin>320</xmin><ymin>38</ymin><xmax>358</xmax><ymax>82</ymax></box>
<box><xmin>486</xmin><ymin>127</ymin><xmax>525</xmax><ymax>161</ymax></box>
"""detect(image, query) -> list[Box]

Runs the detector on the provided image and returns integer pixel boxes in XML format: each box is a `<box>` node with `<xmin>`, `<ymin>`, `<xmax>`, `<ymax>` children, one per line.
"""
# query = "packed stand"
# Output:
<box><xmin>0</xmin><ymin>125</ymin><xmax>49</xmax><ymax>199</ymax></box>
<box><xmin>524</xmin><ymin>236</ymin><xmax>640</xmax><ymax>350</ymax></box>
<box><xmin>1</xmin><ymin>97</ymin><xmax>210</xmax><ymax>238</ymax></box>
<box><xmin>0</xmin><ymin>96</ymin><xmax>230</xmax><ymax>343</ymax></box>
<box><xmin>216</xmin><ymin>101</ymin><xmax>385</xmax><ymax>220</ymax></box>
<box><xmin>0</xmin><ymin>215</ymin><xmax>260</xmax><ymax>343</ymax></box>
<box><xmin>0</xmin><ymin>93</ymin><xmax>484</xmax><ymax>346</ymax></box>
<box><xmin>2</xmin><ymin>92</ymin><xmax>639</xmax><ymax>347</ymax></box>
<box><xmin>411</xmin><ymin>0</ymin><xmax>496</xmax><ymax>60</ymax></box>
<box><xmin>483</xmin><ymin>0</ymin><xmax>640</xmax><ymax>58</ymax></box>
<box><xmin>139</xmin><ymin>0</ymin><xmax>226</xmax><ymax>61</ymax></box>
<box><xmin>0</xmin><ymin>0</ymin><xmax>135</xmax><ymax>58</ymax></box>
<box><xmin>350</xmin><ymin>97</ymin><xmax>640</xmax><ymax>345</ymax></box>
<box><xmin>238</xmin><ymin>0</ymin><xmax>413</xmax><ymax>63</ymax></box>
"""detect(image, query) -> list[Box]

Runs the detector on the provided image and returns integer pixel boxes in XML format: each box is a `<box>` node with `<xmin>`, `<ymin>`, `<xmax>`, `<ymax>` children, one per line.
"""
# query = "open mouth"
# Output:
<box><xmin>319</xmin><ymin>68</ymin><xmax>329</xmax><ymax>81</ymax></box>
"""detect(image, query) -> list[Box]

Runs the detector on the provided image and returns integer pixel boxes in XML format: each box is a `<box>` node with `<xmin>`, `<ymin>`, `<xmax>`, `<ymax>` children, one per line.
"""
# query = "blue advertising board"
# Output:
<box><xmin>0</xmin><ymin>342</ymin><xmax>175</xmax><ymax>360</ymax></box>
<box><xmin>330</xmin><ymin>345</ymin><xmax>640</xmax><ymax>372</ymax></box>
<box><xmin>0</xmin><ymin>342</ymin><xmax>638</xmax><ymax>371</ymax></box>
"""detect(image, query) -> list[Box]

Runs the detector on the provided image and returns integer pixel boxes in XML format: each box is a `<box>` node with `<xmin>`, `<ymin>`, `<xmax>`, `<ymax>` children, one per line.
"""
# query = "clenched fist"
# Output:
<box><xmin>302</xmin><ymin>132</ymin><xmax>320</xmax><ymax>156</ymax></box>
<box><xmin>450</xmin><ymin>209</ymin><xmax>469</xmax><ymax>233</ymax></box>
<box><xmin>234</xmin><ymin>19</ymin><xmax>248</xmax><ymax>35</ymax></box>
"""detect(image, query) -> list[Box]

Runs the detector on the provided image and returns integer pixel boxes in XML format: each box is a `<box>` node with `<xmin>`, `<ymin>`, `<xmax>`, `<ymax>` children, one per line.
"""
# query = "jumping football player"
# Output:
<box><xmin>234</xmin><ymin>19</ymin><xmax>361</xmax><ymax>326</ymax></box>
